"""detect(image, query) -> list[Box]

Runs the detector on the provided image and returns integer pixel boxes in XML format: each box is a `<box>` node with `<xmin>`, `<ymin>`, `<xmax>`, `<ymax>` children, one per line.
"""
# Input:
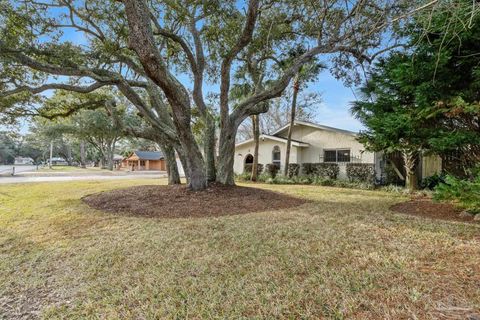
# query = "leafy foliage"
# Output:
<box><xmin>352</xmin><ymin>1</ymin><xmax>480</xmax><ymax>175</ymax></box>
<box><xmin>244</xmin><ymin>163</ymin><xmax>263</xmax><ymax>175</ymax></box>
<box><xmin>346</xmin><ymin>163</ymin><xmax>375</xmax><ymax>184</ymax></box>
<box><xmin>287</xmin><ymin>163</ymin><xmax>299</xmax><ymax>178</ymax></box>
<box><xmin>434</xmin><ymin>175</ymin><xmax>480</xmax><ymax>214</ymax></box>
<box><xmin>302</xmin><ymin>163</ymin><xmax>339</xmax><ymax>180</ymax></box>
<box><xmin>265</xmin><ymin>163</ymin><xmax>279</xmax><ymax>178</ymax></box>
<box><xmin>420</xmin><ymin>173</ymin><xmax>446</xmax><ymax>190</ymax></box>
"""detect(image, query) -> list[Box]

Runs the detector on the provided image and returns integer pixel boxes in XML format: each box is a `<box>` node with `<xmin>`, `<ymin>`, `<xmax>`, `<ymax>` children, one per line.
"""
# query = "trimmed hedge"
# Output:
<box><xmin>302</xmin><ymin>163</ymin><xmax>339</xmax><ymax>180</ymax></box>
<box><xmin>346</xmin><ymin>163</ymin><xmax>375</xmax><ymax>183</ymax></box>
<box><xmin>244</xmin><ymin>163</ymin><xmax>264</xmax><ymax>175</ymax></box>
<box><xmin>287</xmin><ymin>163</ymin><xmax>300</xmax><ymax>178</ymax></box>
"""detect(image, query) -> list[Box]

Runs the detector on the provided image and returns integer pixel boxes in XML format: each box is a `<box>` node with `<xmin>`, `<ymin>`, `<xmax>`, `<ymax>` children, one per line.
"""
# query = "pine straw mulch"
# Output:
<box><xmin>82</xmin><ymin>183</ymin><xmax>308</xmax><ymax>218</ymax></box>
<box><xmin>390</xmin><ymin>196</ymin><xmax>479</xmax><ymax>224</ymax></box>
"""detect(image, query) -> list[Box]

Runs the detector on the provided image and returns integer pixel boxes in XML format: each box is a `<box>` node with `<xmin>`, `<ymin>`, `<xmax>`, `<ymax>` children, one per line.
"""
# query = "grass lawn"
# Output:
<box><xmin>0</xmin><ymin>180</ymin><xmax>479</xmax><ymax>319</ymax></box>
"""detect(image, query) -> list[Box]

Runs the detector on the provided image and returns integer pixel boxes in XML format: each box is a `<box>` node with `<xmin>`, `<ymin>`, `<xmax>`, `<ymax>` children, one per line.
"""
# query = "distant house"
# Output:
<box><xmin>49</xmin><ymin>157</ymin><xmax>68</xmax><ymax>166</ymax></box>
<box><xmin>121</xmin><ymin>151</ymin><xmax>166</xmax><ymax>171</ymax></box>
<box><xmin>14</xmin><ymin>157</ymin><xmax>34</xmax><ymax>165</ymax></box>
<box><xmin>113</xmin><ymin>154</ymin><xmax>124</xmax><ymax>169</ymax></box>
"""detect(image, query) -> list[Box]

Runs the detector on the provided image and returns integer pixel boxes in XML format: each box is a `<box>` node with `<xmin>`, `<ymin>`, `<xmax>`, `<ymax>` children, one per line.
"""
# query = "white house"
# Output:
<box><xmin>14</xmin><ymin>157</ymin><xmax>34</xmax><ymax>165</ymax></box>
<box><xmin>234</xmin><ymin>120</ymin><xmax>376</xmax><ymax>179</ymax></box>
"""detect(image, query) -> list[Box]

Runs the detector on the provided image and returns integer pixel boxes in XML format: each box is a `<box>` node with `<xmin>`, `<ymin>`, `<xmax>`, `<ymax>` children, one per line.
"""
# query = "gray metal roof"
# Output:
<box><xmin>134</xmin><ymin>151</ymin><xmax>164</xmax><ymax>160</ymax></box>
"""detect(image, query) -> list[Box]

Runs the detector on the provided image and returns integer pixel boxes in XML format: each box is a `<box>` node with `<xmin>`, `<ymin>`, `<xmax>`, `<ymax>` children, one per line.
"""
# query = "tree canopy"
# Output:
<box><xmin>0</xmin><ymin>0</ymin><xmax>465</xmax><ymax>189</ymax></box>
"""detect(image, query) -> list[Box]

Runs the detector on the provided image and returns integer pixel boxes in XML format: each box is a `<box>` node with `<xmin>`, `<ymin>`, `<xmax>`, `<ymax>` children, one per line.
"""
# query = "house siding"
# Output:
<box><xmin>234</xmin><ymin>139</ymin><xmax>300</xmax><ymax>174</ymax></box>
<box><xmin>234</xmin><ymin>124</ymin><xmax>375</xmax><ymax>178</ymax></box>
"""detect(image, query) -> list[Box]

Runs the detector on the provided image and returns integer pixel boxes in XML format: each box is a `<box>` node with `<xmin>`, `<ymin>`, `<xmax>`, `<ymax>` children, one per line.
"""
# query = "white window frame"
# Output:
<box><xmin>272</xmin><ymin>145</ymin><xmax>281</xmax><ymax>166</ymax></box>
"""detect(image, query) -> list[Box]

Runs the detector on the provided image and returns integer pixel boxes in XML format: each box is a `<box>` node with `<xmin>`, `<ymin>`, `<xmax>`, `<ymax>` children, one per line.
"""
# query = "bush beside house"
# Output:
<box><xmin>244</xmin><ymin>163</ymin><xmax>264</xmax><ymax>176</ymax></box>
<box><xmin>346</xmin><ymin>163</ymin><xmax>375</xmax><ymax>184</ymax></box>
<box><xmin>287</xmin><ymin>164</ymin><xmax>300</xmax><ymax>178</ymax></box>
<box><xmin>302</xmin><ymin>163</ymin><xmax>339</xmax><ymax>180</ymax></box>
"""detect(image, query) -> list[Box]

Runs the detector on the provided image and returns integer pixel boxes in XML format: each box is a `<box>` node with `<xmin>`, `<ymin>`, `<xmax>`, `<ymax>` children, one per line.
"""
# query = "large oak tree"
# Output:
<box><xmin>1</xmin><ymin>0</ymin><xmax>443</xmax><ymax>190</ymax></box>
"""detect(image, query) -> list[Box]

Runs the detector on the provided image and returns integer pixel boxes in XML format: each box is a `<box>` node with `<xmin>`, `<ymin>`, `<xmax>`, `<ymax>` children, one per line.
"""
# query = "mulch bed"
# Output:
<box><xmin>390</xmin><ymin>196</ymin><xmax>479</xmax><ymax>223</ymax></box>
<box><xmin>82</xmin><ymin>183</ymin><xmax>307</xmax><ymax>218</ymax></box>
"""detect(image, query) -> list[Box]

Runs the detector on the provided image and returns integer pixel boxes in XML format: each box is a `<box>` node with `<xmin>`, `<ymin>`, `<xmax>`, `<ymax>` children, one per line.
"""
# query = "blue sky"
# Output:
<box><xmin>306</xmin><ymin>73</ymin><xmax>363</xmax><ymax>132</ymax></box>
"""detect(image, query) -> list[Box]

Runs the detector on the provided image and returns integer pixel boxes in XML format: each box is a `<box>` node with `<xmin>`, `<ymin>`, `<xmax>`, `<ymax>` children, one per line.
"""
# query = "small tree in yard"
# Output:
<box><xmin>352</xmin><ymin>0</ymin><xmax>480</xmax><ymax>192</ymax></box>
<box><xmin>351</xmin><ymin>53</ymin><xmax>432</xmax><ymax>191</ymax></box>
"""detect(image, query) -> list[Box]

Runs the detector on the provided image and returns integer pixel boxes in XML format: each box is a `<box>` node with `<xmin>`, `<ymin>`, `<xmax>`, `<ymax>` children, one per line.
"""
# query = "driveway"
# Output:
<box><xmin>0</xmin><ymin>173</ymin><xmax>168</xmax><ymax>184</ymax></box>
<box><xmin>0</xmin><ymin>165</ymin><xmax>38</xmax><ymax>175</ymax></box>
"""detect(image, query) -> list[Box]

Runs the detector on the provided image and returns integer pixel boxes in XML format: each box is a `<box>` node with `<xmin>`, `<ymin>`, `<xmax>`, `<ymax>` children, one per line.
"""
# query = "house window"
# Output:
<box><xmin>337</xmin><ymin>149</ymin><xmax>351</xmax><ymax>162</ymax></box>
<box><xmin>272</xmin><ymin>146</ymin><xmax>281</xmax><ymax>167</ymax></box>
<box><xmin>324</xmin><ymin>149</ymin><xmax>351</xmax><ymax>163</ymax></box>
<box><xmin>324</xmin><ymin>150</ymin><xmax>337</xmax><ymax>162</ymax></box>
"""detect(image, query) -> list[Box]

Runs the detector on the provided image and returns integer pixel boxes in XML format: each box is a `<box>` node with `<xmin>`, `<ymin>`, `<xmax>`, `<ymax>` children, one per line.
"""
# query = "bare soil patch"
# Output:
<box><xmin>82</xmin><ymin>183</ymin><xmax>307</xmax><ymax>218</ymax></box>
<box><xmin>391</xmin><ymin>196</ymin><xmax>479</xmax><ymax>223</ymax></box>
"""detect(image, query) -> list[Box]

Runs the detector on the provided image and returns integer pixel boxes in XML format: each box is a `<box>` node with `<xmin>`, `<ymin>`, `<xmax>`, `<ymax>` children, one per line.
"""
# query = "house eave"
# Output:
<box><xmin>235</xmin><ymin>134</ymin><xmax>309</xmax><ymax>148</ymax></box>
<box><xmin>271</xmin><ymin>120</ymin><xmax>358</xmax><ymax>137</ymax></box>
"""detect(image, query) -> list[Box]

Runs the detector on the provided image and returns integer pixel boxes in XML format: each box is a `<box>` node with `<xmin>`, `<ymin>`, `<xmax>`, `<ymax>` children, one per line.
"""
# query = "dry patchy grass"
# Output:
<box><xmin>0</xmin><ymin>180</ymin><xmax>479</xmax><ymax>319</ymax></box>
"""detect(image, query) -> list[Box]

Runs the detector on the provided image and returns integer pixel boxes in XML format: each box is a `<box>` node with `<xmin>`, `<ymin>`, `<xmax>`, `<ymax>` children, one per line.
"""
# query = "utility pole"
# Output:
<box><xmin>49</xmin><ymin>140</ymin><xmax>53</xmax><ymax>169</ymax></box>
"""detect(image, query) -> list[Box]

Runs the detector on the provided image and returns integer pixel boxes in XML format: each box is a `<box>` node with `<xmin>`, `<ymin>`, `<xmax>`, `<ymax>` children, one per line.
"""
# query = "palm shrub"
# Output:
<box><xmin>434</xmin><ymin>174</ymin><xmax>480</xmax><ymax>214</ymax></box>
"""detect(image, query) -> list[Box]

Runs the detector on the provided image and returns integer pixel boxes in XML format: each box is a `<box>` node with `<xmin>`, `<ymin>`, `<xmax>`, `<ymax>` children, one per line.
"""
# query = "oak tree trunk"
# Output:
<box><xmin>160</xmin><ymin>143</ymin><xmax>181</xmax><ymax>185</ymax></box>
<box><xmin>251</xmin><ymin>114</ymin><xmax>260</xmax><ymax>181</ymax></box>
<box><xmin>217</xmin><ymin>120</ymin><xmax>237</xmax><ymax>186</ymax></box>
<box><xmin>204</xmin><ymin>115</ymin><xmax>217</xmax><ymax>182</ymax></box>
<box><xmin>107</xmin><ymin>148</ymin><xmax>114</xmax><ymax>171</ymax></box>
<box><xmin>80</xmin><ymin>140</ymin><xmax>86</xmax><ymax>168</ymax></box>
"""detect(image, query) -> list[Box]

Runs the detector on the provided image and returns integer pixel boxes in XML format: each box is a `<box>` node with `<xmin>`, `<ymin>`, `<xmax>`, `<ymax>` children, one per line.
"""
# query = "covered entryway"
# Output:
<box><xmin>244</xmin><ymin>154</ymin><xmax>254</xmax><ymax>173</ymax></box>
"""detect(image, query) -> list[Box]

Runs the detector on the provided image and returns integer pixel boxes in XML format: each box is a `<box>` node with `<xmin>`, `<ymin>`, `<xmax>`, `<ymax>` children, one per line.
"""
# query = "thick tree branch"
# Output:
<box><xmin>219</xmin><ymin>0</ymin><xmax>260</xmax><ymax>124</ymax></box>
<box><xmin>0</xmin><ymin>81</ymin><xmax>111</xmax><ymax>98</ymax></box>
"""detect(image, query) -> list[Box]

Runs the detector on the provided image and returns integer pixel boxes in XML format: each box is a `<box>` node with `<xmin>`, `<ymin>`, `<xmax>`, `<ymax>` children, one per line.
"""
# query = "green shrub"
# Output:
<box><xmin>302</xmin><ymin>163</ymin><xmax>339</xmax><ymax>179</ymax></box>
<box><xmin>302</xmin><ymin>163</ymin><xmax>313</xmax><ymax>175</ymax></box>
<box><xmin>380</xmin><ymin>184</ymin><xmax>407</xmax><ymax>193</ymax></box>
<box><xmin>266</xmin><ymin>176</ymin><xmax>297</xmax><ymax>184</ymax></box>
<box><xmin>315</xmin><ymin>163</ymin><xmax>339</xmax><ymax>179</ymax></box>
<box><xmin>346</xmin><ymin>163</ymin><xmax>375</xmax><ymax>183</ymax></box>
<box><xmin>420</xmin><ymin>173</ymin><xmax>446</xmax><ymax>190</ymax></box>
<box><xmin>256</xmin><ymin>173</ymin><xmax>271</xmax><ymax>183</ymax></box>
<box><xmin>265</xmin><ymin>163</ymin><xmax>279</xmax><ymax>178</ymax></box>
<box><xmin>287</xmin><ymin>163</ymin><xmax>300</xmax><ymax>178</ymax></box>
<box><xmin>434</xmin><ymin>175</ymin><xmax>480</xmax><ymax>214</ymax></box>
<box><xmin>235</xmin><ymin>172</ymin><xmax>251</xmax><ymax>182</ymax></box>
<box><xmin>244</xmin><ymin>163</ymin><xmax>264</xmax><ymax>175</ymax></box>
<box><xmin>312</xmin><ymin>177</ymin><xmax>335</xmax><ymax>186</ymax></box>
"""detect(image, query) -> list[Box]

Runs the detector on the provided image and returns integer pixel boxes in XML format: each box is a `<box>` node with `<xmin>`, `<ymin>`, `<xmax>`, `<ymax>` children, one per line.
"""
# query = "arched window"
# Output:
<box><xmin>272</xmin><ymin>146</ymin><xmax>281</xmax><ymax>167</ymax></box>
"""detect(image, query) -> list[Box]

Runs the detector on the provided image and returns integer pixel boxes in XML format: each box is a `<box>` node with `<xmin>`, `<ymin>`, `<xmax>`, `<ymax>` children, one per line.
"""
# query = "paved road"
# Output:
<box><xmin>0</xmin><ymin>173</ymin><xmax>168</xmax><ymax>184</ymax></box>
<box><xmin>0</xmin><ymin>165</ymin><xmax>38</xmax><ymax>175</ymax></box>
